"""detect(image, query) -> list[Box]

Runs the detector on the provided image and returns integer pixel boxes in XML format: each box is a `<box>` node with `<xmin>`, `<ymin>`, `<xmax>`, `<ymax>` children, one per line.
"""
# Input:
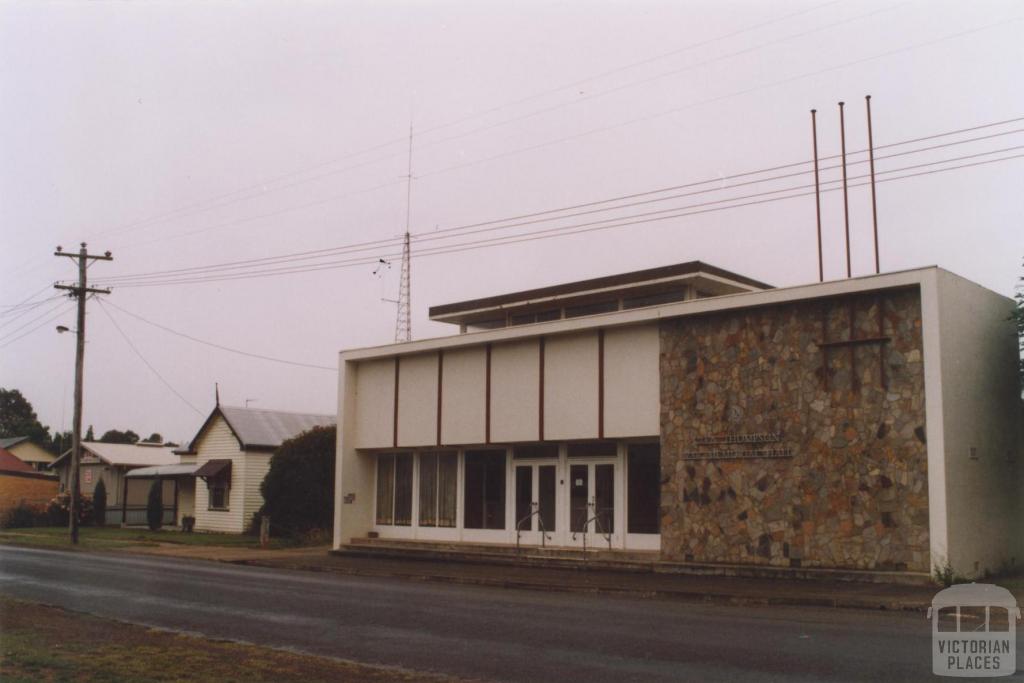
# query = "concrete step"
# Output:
<box><xmin>337</xmin><ymin>538</ymin><xmax>935</xmax><ymax>586</ymax></box>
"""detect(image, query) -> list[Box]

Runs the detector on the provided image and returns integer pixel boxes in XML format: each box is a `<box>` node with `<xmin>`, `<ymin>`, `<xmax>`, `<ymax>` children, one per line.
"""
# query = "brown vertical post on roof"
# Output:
<box><xmin>484</xmin><ymin>344</ymin><xmax>492</xmax><ymax>444</ymax></box>
<box><xmin>538</xmin><ymin>337</ymin><xmax>545</xmax><ymax>441</ymax></box>
<box><xmin>811</xmin><ymin>109</ymin><xmax>824</xmax><ymax>282</ymax></box>
<box><xmin>172</xmin><ymin>479</ymin><xmax>179</xmax><ymax>527</ymax></box>
<box><xmin>866</xmin><ymin>95</ymin><xmax>880</xmax><ymax>274</ymax></box>
<box><xmin>838</xmin><ymin>101</ymin><xmax>852</xmax><ymax>278</ymax></box>
<box><xmin>436</xmin><ymin>349</ymin><xmax>443</xmax><ymax>446</ymax></box>
<box><xmin>392</xmin><ymin>356</ymin><xmax>400</xmax><ymax>448</ymax></box>
<box><xmin>597</xmin><ymin>329</ymin><xmax>605</xmax><ymax>439</ymax></box>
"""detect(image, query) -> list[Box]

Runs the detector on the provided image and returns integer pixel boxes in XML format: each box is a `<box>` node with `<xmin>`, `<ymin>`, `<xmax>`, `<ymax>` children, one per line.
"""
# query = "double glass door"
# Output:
<box><xmin>514</xmin><ymin>463</ymin><xmax>556</xmax><ymax>545</ymax></box>
<box><xmin>569</xmin><ymin>461</ymin><xmax>615</xmax><ymax>544</ymax></box>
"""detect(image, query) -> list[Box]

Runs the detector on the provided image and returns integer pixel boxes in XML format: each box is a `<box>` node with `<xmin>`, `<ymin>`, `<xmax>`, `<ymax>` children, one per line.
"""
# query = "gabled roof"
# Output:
<box><xmin>0</xmin><ymin>447</ymin><xmax>35</xmax><ymax>473</ymax></box>
<box><xmin>184</xmin><ymin>405</ymin><xmax>335</xmax><ymax>454</ymax></box>
<box><xmin>51</xmin><ymin>441</ymin><xmax>181</xmax><ymax>469</ymax></box>
<box><xmin>0</xmin><ymin>436</ymin><xmax>29</xmax><ymax>449</ymax></box>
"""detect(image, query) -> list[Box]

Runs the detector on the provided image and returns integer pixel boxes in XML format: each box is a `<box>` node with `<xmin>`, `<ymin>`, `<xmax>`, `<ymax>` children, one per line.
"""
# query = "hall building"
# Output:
<box><xmin>332</xmin><ymin>262</ymin><xmax>1023</xmax><ymax>578</ymax></box>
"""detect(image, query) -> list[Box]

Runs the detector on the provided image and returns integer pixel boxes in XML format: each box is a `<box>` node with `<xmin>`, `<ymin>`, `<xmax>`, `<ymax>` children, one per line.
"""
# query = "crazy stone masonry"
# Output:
<box><xmin>659</xmin><ymin>287</ymin><xmax>930</xmax><ymax>571</ymax></box>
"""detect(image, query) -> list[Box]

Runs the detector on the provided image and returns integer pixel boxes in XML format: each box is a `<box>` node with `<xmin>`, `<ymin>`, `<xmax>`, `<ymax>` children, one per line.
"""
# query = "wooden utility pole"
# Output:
<box><xmin>54</xmin><ymin>243</ymin><xmax>112</xmax><ymax>544</ymax></box>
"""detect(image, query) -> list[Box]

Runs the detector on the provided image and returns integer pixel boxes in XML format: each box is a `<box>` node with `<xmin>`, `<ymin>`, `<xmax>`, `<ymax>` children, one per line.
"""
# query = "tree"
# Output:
<box><xmin>0</xmin><ymin>388</ymin><xmax>51</xmax><ymax>447</ymax></box>
<box><xmin>146</xmin><ymin>480</ymin><xmax>163</xmax><ymax>531</ymax></box>
<box><xmin>144</xmin><ymin>433</ymin><xmax>163</xmax><ymax>444</ymax></box>
<box><xmin>85</xmin><ymin>425</ymin><xmax>95</xmax><ymax>441</ymax></box>
<box><xmin>93</xmin><ymin>479</ymin><xmax>107</xmax><ymax>527</ymax></box>
<box><xmin>100</xmin><ymin>429</ymin><xmax>140</xmax><ymax>444</ymax></box>
<box><xmin>258</xmin><ymin>425</ymin><xmax>336</xmax><ymax>537</ymax></box>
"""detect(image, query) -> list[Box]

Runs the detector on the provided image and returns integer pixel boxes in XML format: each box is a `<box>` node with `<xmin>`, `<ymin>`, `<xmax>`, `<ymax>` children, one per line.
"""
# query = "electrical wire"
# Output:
<box><xmin>103</xmin><ymin>13</ymin><xmax>1021</xmax><ymax>253</ymax></box>
<box><xmin>91</xmin><ymin>0</ymin><xmax>849</xmax><ymax>240</ymax></box>
<box><xmin>0</xmin><ymin>294</ymin><xmax>66</xmax><ymax>328</ymax></box>
<box><xmin>96</xmin><ymin>300</ymin><xmax>205</xmax><ymax>416</ymax></box>
<box><xmin>101</xmin><ymin>300</ymin><xmax>337</xmax><ymax>372</ymax></box>
<box><xmin>0</xmin><ymin>304</ymin><xmax>76</xmax><ymax>350</ymax></box>
<box><xmin>0</xmin><ymin>297</ymin><xmax>72</xmax><ymax>342</ymax></box>
<box><xmin>92</xmin><ymin>133</ymin><xmax>1024</xmax><ymax>286</ymax></box>
<box><xmin>91</xmin><ymin>151</ymin><xmax>1024</xmax><ymax>289</ymax></box>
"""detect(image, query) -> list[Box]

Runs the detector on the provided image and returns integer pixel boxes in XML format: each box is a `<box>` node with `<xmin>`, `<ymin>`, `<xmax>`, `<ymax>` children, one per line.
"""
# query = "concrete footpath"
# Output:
<box><xmin>124</xmin><ymin>543</ymin><xmax>943</xmax><ymax>611</ymax></box>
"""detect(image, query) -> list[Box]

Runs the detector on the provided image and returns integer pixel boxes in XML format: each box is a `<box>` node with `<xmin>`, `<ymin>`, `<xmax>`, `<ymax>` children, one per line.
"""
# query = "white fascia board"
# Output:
<box><xmin>340</xmin><ymin>267</ymin><xmax>938</xmax><ymax>362</ymax></box>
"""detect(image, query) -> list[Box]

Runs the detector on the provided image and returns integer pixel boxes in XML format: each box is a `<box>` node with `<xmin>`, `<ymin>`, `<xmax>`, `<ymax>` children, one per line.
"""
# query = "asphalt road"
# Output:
<box><xmin>0</xmin><ymin>545</ymin><xmax>1019</xmax><ymax>682</ymax></box>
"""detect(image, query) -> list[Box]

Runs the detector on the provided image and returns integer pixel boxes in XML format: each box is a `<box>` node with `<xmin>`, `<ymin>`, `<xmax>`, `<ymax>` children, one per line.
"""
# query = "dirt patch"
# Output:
<box><xmin>0</xmin><ymin>597</ymin><xmax>475</xmax><ymax>682</ymax></box>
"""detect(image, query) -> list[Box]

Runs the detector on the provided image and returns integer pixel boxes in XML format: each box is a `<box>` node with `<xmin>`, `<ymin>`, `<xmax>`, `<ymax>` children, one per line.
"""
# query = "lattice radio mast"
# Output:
<box><xmin>394</xmin><ymin>122</ymin><xmax>413</xmax><ymax>343</ymax></box>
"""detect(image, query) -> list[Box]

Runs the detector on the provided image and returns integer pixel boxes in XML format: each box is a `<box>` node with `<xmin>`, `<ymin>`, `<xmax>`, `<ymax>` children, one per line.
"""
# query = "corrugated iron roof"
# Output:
<box><xmin>0</xmin><ymin>436</ymin><xmax>29</xmax><ymax>449</ymax></box>
<box><xmin>218</xmin><ymin>405</ymin><xmax>335</xmax><ymax>450</ymax></box>
<box><xmin>52</xmin><ymin>442</ymin><xmax>181</xmax><ymax>468</ymax></box>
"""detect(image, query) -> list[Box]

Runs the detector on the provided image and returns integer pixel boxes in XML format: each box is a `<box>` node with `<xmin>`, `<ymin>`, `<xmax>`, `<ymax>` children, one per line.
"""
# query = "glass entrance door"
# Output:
<box><xmin>514</xmin><ymin>463</ymin><xmax>556</xmax><ymax>546</ymax></box>
<box><xmin>568</xmin><ymin>461</ymin><xmax>615</xmax><ymax>548</ymax></box>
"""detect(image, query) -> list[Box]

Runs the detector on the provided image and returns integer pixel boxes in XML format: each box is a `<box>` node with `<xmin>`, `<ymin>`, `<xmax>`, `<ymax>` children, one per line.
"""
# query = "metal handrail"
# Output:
<box><xmin>515</xmin><ymin>504</ymin><xmax>552</xmax><ymax>555</ymax></box>
<box><xmin>571</xmin><ymin>502</ymin><xmax>612</xmax><ymax>557</ymax></box>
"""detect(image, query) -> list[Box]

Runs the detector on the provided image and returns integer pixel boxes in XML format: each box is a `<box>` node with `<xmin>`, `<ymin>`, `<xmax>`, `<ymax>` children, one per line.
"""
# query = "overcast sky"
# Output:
<box><xmin>1</xmin><ymin>0</ymin><xmax>1022</xmax><ymax>444</ymax></box>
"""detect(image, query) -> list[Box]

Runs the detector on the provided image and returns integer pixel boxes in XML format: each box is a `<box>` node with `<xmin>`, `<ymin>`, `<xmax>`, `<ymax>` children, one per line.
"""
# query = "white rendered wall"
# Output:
<box><xmin>441</xmin><ymin>346</ymin><xmax>487</xmax><ymax>445</ymax></box>
<box><xmin>603</xmin><ymin>324</ymin><xmax>660</xmax><ymax>437</ymax></box>
<box><xmin>353</xmin><ymin>358</ymin><xmax>395</xmax><ymax>449</ymax></box>
<box><xmin>334</xmin><ymin>360</ymin><xmax>376</xmax><ymax>548</ymax></box>
<box><xmin>490</xmin><ymin>339</ymin><xmax>540</xmax><ymax>442</ymax></box>
<box><xmin>544</xmin><ymin>332</ymin><xmax>599</xmax><ymax>440</ymax></box>
<box><xmin>397</xmin><ymin>353</ymin><xmax>439</xmax><ymax>447</ymax></box>
<box><xmin>933</xmin><ymin>269</ymin><xmax>1023</xmax><ymax>576</ymax></box>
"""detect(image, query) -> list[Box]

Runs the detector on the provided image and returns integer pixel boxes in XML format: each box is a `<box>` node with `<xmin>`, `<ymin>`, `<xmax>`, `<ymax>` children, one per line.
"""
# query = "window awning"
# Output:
<box><xmin>194</xmin><ymin>459</ymin><xmax>232</xmax><ymax>481</ymax></box>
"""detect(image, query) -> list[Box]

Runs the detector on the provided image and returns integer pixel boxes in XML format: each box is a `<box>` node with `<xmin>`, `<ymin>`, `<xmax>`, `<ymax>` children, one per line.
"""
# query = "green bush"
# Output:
<box><xmin>257</xmin><ymin>425</ymin><xmax>336</xmax><ymax>538</ymax></box>
<box><xmin>146</xmin><ymin>480</ymin><xmax>163</xmax><ymax>531</ymax></box>
<box><xmin>45</xmin><ymin>493</ymin><xmax>94</xmax><ymax>526</ymax></box>
<box><xmin>93</xmin><ymin>479</ymin><xmax>107</xmax><ymax>527</ymax></box>
<box><xmin>1</xmin><ymin>502</ymin><xmax>48</xmax><ymax>528</ymax></box>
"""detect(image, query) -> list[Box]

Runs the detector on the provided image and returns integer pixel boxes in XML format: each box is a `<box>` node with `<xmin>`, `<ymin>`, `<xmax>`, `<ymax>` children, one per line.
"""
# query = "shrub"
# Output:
<box><xmin>45</xmin><ymin>493</ymin><xmax>94</xmax><ymax>526</ymax></box>
<box><xmin>146</xmin><ymin>480</ymin><xmax>163</xmax><ymax>531</ymax></box>
<box><xmin>257</xmin><ymin>425</ymin><xmax>336</xmax><ymax>538</ymax></box>
<box><xmin>93</xmin><ymin>479</ymin><xmax>107</xmax><ymax>527</ymax></box>
<box><xmin>1</xmin><ymin>502</ymin><xmax>48</xmax><ymax>528</ymax></box>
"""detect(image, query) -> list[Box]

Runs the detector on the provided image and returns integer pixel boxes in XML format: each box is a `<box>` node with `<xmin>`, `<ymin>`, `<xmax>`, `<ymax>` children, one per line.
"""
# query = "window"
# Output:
<box><xmin>623</xmin><ymin>288</ymin><xmax>687</xmax><ymax>309</ymax></box>
<box><xmin>464</xmin><ymin>450</ymin><xmax>506</xmax><ymax>529</ymax></box>
<box><xmin>209</xmin><ymin>481</ymin><xmax>229</xmax><ymax>510</ymax></box>
<box><xmin>627</xmin><ymin>443</ymin><xmax>661</xmax><ymax>534</ymax></box>
<box><xmin>419</xmin><ymin>451</ymin><xmax>457</xmax><ymax>528</ymax></box>
<box><xmin>376</xmin><ymin>453</ymin><xmax>413</xmax><ymax>526</ymax></box>
<box><xmin>564</xmin><ymin>300</ymin><xmax>619</xmax><ymax>318</ymax></box>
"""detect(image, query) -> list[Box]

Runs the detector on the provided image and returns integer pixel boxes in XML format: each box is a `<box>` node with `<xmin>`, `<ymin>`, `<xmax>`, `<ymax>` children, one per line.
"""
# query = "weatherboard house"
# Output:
<box><xmin>177</xmin><ymin>404</ymin><xmax>335</xmax><ymax>534</ymax></box>
<box><xmin>332</xmin><ymin>261</ymin><xmax>1023</xmax><ymax>579</ymax></box>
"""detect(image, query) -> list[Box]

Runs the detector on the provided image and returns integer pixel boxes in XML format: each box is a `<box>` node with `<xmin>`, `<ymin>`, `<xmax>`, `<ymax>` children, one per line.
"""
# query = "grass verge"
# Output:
<box><xmin>0</xmin><ymin>526</ymin><xmax>293</xmax><ymax>552</ymax></box>
<box><xmin>0</xmin><ymin>596</ymin><xmax>468</xmax><ymax>682</ymax></box>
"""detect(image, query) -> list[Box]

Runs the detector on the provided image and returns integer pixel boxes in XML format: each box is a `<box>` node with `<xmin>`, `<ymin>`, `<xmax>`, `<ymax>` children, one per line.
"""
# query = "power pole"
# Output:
<box><xmin>54</xmin><ymin>243</ymin><xmax>112</xmax><ymax>544</ymax></box>
<box><xmin>395</xmin><ymin>122</ymin><xmax>413</xmax><ymax>343</ymax></box>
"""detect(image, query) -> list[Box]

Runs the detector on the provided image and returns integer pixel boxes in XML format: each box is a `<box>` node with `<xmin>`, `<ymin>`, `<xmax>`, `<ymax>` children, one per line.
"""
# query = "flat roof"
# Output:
<box><xmin>342</xmin><ymin>266</ymin><xmax>957</xmax><ymax>362</ymax></box>
<box><xmin>428</xmin><ymin>261</ymin><xmax>772</xmax><ymax>322</ymax></box>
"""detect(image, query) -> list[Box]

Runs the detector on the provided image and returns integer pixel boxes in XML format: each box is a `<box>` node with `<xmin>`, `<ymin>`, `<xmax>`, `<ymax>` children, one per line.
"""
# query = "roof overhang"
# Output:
<box><xmin>342</xmin><ymin>267</ymin><xmax>946</xmax><ymax>362</ymax></box>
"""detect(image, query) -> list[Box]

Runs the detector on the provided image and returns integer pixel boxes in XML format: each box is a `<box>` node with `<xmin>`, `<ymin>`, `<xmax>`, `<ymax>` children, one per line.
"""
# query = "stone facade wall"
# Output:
<box><xmin>659</xmin><ymin>287</ymin><xmax>929</xmax><ymax>572</ymax></box>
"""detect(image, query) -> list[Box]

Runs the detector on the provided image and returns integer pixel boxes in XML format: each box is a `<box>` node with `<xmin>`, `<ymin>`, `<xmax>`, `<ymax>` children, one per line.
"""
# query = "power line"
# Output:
<box><xmin>91</xmin><ymin>125</ymin><xmax>1024</xmax><ymax>286</ymax></box>
<box><xmin>90</xmin><ymin>151</ymin><xmax>1024</xmax><ymax>289</ymax></box>
<box><xmin>0</xmin><ymin>283</ymin><xmax>55</xmax><ymax>309</ymax></box>
<box><xmin>0</xmin><ymin>304</ymin><xmax>76</xmax><ymax>350</ymax></box>
<box><xmin>101</xmin><ymin>300</ymin><xmax>337</xmax><ymax>372</ymax></box>
<box><xmin>0</xmin><ymin>297</ymin><xmax>71</xmax><ymax>341</ymax></box>
<box><xmin>0</xmin><ymin>294</ymin><xmax>66</xmax><ymax>327</ymax></box>
<box><xmin>96</xmin><ymin>300</ymin><xmax>204</xmax><ymax>416</ymax></box>
<box><xmin>101</xmin><ymin>11</ymin><xmax>1020</xmax><ymax>254</ymax></box>
<box><xmin>89</xmin><ymin>0</ymin><xmax>848</xmax><ymax>241</ymax></box>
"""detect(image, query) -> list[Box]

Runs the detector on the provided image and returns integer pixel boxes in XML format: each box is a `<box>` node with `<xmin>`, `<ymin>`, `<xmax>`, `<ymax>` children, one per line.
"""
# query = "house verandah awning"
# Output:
<box><xmin>125</xmin><ymin>464</ymin><xmax>199</xmax><ymax>478</ymax></box>
<box><xmin>193</xmin><ymin>459</ymin><xmax>231</xmax><ymax>481</ymax></box>
<box><xmin>116</xmin><ymin>465</ymin><xmax>198</xmax><ymax>527</ymax></box>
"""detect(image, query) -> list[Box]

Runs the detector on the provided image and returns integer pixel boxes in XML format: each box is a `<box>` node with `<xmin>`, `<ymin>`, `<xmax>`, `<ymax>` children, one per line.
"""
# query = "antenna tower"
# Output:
<box><xmin>395</xmin><ymin>122</ymin><xmax>413</xmax><ymax>343</ymax></box>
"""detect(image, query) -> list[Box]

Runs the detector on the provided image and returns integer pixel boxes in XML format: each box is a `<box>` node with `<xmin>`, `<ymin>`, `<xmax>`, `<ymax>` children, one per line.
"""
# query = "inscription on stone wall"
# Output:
<box><xmin>684</xmin><ymin>432</ymin><xmax>792</xmax><ymax>460</ymax></box>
